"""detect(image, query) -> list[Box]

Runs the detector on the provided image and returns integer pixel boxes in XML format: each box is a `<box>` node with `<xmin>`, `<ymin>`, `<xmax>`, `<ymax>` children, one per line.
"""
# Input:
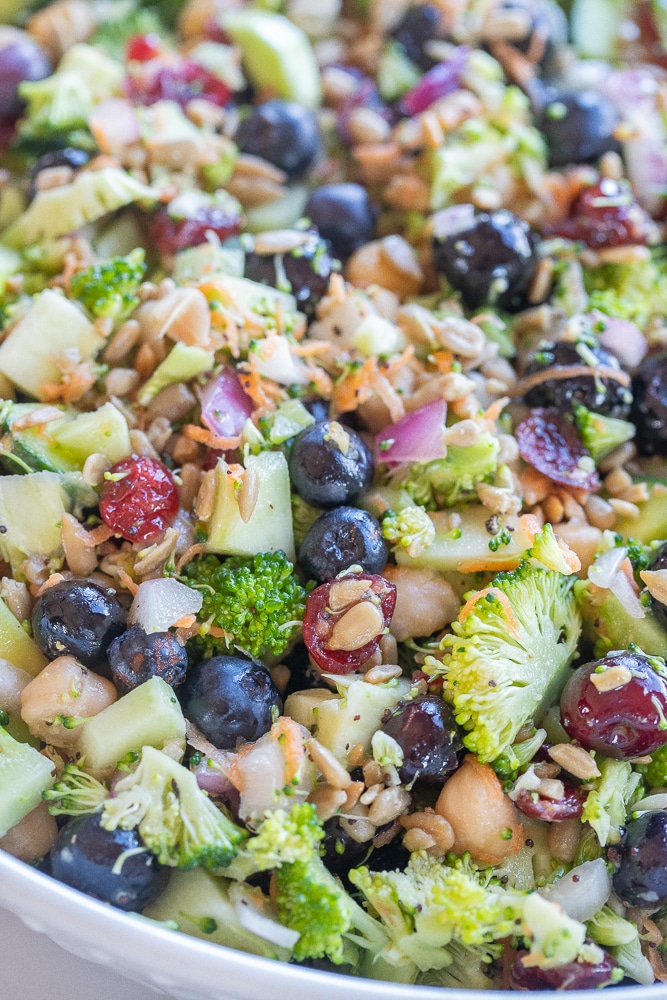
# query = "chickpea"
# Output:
<box><xmin>382</xmin><ymin>565</ymin><xmax>459</xmax><ymax>643</ymax></box>
<box><xmin>0</xmin><ymin>802</ymin><xmax>57</xmax><ymax>862</ymax></box>
<box><xmin>20</xmin><ymin>655</ymin><xmax>117</xmax><ymax>749</ymax></box>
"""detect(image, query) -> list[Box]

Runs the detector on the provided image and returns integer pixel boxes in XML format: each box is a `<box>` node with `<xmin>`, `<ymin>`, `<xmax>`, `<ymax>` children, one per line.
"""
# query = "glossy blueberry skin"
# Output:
<box><xmin>613</xmin><ymin>811</ymin><xmax>667</xmax><ymax>909</ymax></box>
<box><xmin>289</xmin><ymin>420</ymin><xmax>374</xmax><ymax>509</ymax></box>
<box><xmin>304</xmin><ymin>184</ymin><xmax>378</xmax><ymax>259</ymax></box>
<box><xmin>390</xmin><ymin>3</ymin><xmax>444</xmax><ymax>69</ymax></box>
<box><xmin>298</xmin><ymin>507</ymin><xmax>388</xmax><ymax>583</ymax></box>
<box><xmin>32</xmin><ymin>579</ymin><xmax>126</xmax><ymax>674</ymax></box>
<box><xmin>632</xmin><ymin>352</ymin><xmax>667</xmax><ymax>456</ymax></box>
<box><xmin>321</xmin><ymin>817</ymin><xmax>370</xmax><ymax>878</ymax></box>
<box><xmin>108</xmin><ymin>624</ymin><xmax>188</xmax><ymax>694</ymax></box>
<box><xmin>0</xmin><ymin>34</ymin><xmax>51</xmax><ymax>120</ymax></box>
<box><xmin>524</xmin><ymin>340</ymin><xmax>633</xmax><ymax>419</ymax></box>
<box><xmin>383</xmin><ymin>695</ymin><xmax>462</xmax><ymax>785</ymax></box>
<box><xmin>235</xmin><ymin>100</ymin><xmax>321</xmax><ymax>179</ymax></box>
<box><xmin>431</xmin><ymin>207</ymin><xmax>538</xmax><ymax>312</ymax></box>
<box><xmin>50</xmin><ymin>813</ymin><xmax>167</xmax><ymax>912</ymax></box>
<box><xmin>244</xmin><ymin>232</ymin><xmax>336</xmax><ymax>317</ymax></box>
<box><xmin>181</xmin><ymin>655</ymin><xmax>282</xmax><ymax>750</ymax></box>
<box><xmin>539</xmin><ymin>89</ymin><xmax>620</xmax><ymax>168</ymax></box>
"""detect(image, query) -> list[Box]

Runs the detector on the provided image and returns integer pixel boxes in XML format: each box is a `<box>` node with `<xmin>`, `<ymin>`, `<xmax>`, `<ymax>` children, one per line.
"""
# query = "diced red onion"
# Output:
<box><xmin>539</xmin><ymin>859</ymin><xmax>611</xmax><ymax>923</ymax></box>
<box><xmin>129</xmin><ymin>578</ymin><xmax>203</xmax><ymax>633</ymax></box>
<box><xmin>401</xmin><ymin>47</ymin><xmax>470</xmax><ymax>116</ymax></box>
<box><xmin>594</xmin><ymin>314</ymin><xmax>648</xmax><ymax>371</ymax></box>
<box><xmin>374</xmin><ymin>399</ymin><xmax>447</xmax><ymax>465</ymax></box>
<box><xmin>200</xmin><ymin>366</ymin><xmax>254</xmax><ymax>438</ymax></box>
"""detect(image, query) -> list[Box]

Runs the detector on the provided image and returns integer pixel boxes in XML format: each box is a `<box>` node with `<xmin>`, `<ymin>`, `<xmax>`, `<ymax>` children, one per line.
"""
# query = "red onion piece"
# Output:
<box><xmin>200</xmin><ymin>366</ymin><xmax>254</xmax><ymax>438</ymax></box>
<box><xmin>595</xmin><ymin>314</ymin><xmax>648</xmax><ymax>371</ymax></box>
<box><xmin>375</xmin><ymin>399</ymin><xmax>447</xmax><ymax>465</ymax></box>
<box><xmin>401</xmin><ymin>47</ymin><xmax>469</xmax><ymax>116</ymax></box>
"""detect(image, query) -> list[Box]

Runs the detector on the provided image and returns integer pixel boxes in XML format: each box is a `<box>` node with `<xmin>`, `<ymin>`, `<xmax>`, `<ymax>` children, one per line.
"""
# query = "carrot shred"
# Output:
<box><xmin>182</xmin><ymin>424</ymin><xmax>241</xmax><ymax>451</ymax></box>
<box><xmin>458</xmin><ymin>586</ymin><xmax>521</xmax><ymax>639</ymax></box>
<box><xmin>271</xmin><ymin>716</ymin><xmax>305</xmax><ymax>785</ymax></box>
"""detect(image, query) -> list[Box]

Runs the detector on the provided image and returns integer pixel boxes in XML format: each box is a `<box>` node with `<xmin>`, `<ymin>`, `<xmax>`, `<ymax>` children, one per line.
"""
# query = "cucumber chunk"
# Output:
<box><xmin>77</xmin><ymin>676</ymin><xmax>186</xmax><ymax>778</ymax></box>
<box><xmin>205</xmin><ymin>451</ymin><xmax>295</xmax><ymax>561</ymax></box>
<box><xmin>0</xmin><ymin>596</ymin><xmax>47</xmax><ymax>677</ymax></box>
<box><xmin>616</xmin><ymin>483</ymin><xmax>667</xmax><ymax>544</ymax></box>
<box><xmin>137</xmin><ymin>343</ymin><xmax>214</xmax><ymax>407</ymax></box>
<box><xmin>0</xmin><ymin>725</ymin><xmax>55</xmax><ymax>837</ymax></box>
<box><xmin>0</xmin><ymin>471</ymin><xmax>77</xmax><ymax>571</ymax></box>
<box><xmin>5</xmin><ymin>403</ymin><xmax>78</xmax><ymax>474</ymax></box>
<box><xmin>51</xmin><ymin>401</ymin><xmax>132</xmax><ymax>466</ymax></box>
<box><xmin>0</xmin><ymin>289</ymin><xmax>105</xmax><ymax>401</ymax></box>
<box><xmin>315</xmin><ymin>677</ymin><xmax>413</xmax><ymax>765</ymax></box>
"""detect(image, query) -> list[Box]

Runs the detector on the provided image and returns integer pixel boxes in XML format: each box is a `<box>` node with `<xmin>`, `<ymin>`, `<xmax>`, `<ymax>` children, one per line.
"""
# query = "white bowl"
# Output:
<box><xmin>0</xmin><ymin>847</ymin><xmax>664</xmax><ymax>1000</ymax></box>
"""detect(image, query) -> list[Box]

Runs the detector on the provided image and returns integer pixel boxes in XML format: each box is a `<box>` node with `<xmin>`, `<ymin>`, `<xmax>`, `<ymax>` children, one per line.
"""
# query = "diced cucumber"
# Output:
<box><xmin>283</xmin><ymin>688</ymin><xmax>339</xmax><ymax>731</ymax></box>
<box><xmin>77</xmin><ymin>676</ymin><xmax>186</xmax><ymax>778</ymax></box>
<box><xmin>616</xmin><ymin>483</ymin><xmax>667</xmax><ymax>544</ymax></box>
<box><xmin>203</xmin><ymin>273</ymin><xmax>297</xmax><ymax>316</ymax></box>
<box><xmin>315</xmin><ymin>677</ymin><xmax>412</xmax><ymax>765</ymax></box>
<box><xmin>0</xmin><ymin>725</ymin><xmax>55</xmax><ymax>837</ymax></box>
<box><xmin>143</xmin><ymin>869</ymin><xmax>291</xmax><ymax>960</ymax></box>
<box><xmin>0</xmin><ymin>289</ymin><xmax>105</xmax><ymax>401</ymax></box>
<box><xmin>205</xmin><ymin>451</ymin><xmax>295</xmax><ymax>561</ymax></box>
<box><xmin>223</xmin><ymin>10</ymin><xmax>321</xmax><ymax>108</ymax></box>
<box><xmin>137</xmin><ymin>343</ymin><xmax>214</xmax><ymax>407</ymax></box>
<box><xmin>50</xmin><ymin>401</ymin><xmax>132</xmax><ymax>465</ymax></box>
<box><xmin>172</xmin><ymin>242</ymin><xmax>245</xmax><ymax>284</ymax></box>
<box><xmin>394</xmin><ymin>504</ymin><xmax>536</xmax><ymax>574</ymax></box>
<box><xmin>5</xmin><ymin>403</ymin><xmax>78</xmax><ymax>474</ymax></box>
<box><xmin>0</xmin><ymin>596</ymin><xmax>47</xmax><ymax>677</ymax></box>
<box><xmin>0</xmin><ymin>471</ymin><xmax>79</xmax><ymax>571</ymax></box>
<box><xmin>570</xmin><ymin>0</ymin><xmax>627</xmax><ymax>58</ymax></box>
<box><xmin>244</xmin><ymin>185</ymin><xmax>309</xmax><ymax>234</ymax></box>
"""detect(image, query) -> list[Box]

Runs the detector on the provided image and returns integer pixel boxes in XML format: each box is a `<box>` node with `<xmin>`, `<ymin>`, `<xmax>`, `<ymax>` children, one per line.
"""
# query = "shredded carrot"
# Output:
<box><xmin>331</xmin><ymin>357</ymin><xmax>377</xmax><ymax>413</ymax></box>
<box><xmin>292</xmin><ymin>341</ymin><xmax>333</xmax><ymax>357</ymax></box>
<box><xmin>384</xmin><ymin>344</ymin><xmax>415</xmax><ymax>374</ymax></box>
<box><xmin>175</xmin><ymin>542</ymin><xmax>206</xmax><ymax>573</ymax></box>
<box><xmin>172</xmin><ymin>614</ymin><xmax>196</xmax><ymax>630</ymax></box>
<box><xmin>431</xmin><ymin>350</ymin><xmax>455</xmax><ymax>373</ymax></box>
<box><xmin>34</xmin><ymin>573</ymin><xmax>66</xmax><ymax>597</ymax></box>
<box><xmin>237</xmin><ymin>368</ymin><xmax>277</xmax><ymax>411</ymax></box>
<box><xmin>182</xmin><ymin>424</ymin><xmax>241</xmax><ymax>451</ymax></box>
<box><xmin>303</xmin><ymin>362</ymin><xmax>333</xmax><ymax>398</ymax></box>
<box><xmin>517</xmin><ymin>513</ymin><xmax>542</xmax><ymax>544</ymax></box>
<box><xmin>116</xmin><ymin>568</ymin><xmax>139</xmax><ymax>596</ymax></box>
<box><xmin>271</xmin><ymin>716</ymin><xmax>305</xmax><ymax>785</ymax></box>
<box><xmin>458</xmin><ymin>586</ymin><xmax>521</xmax><ymax>639</ymax></box>
<box><xmin>79</xmin><ymin>523</ymin><xmax>114</xmax><ymax>549</ymax></box>
<box><xmin>482</xmin><ymin>395</ymin><xmax>510</xmax><ymax>427</ymax></box>
<box><xmin>619</xmin><ymin>557</ymin><xmax>639</xmax><ymax>592</ymax></box>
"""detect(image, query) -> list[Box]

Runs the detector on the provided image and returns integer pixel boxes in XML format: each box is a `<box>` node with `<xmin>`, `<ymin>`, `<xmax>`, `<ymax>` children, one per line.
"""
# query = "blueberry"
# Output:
<box><xmin>523</xmin><ymin>339</ymin><xmax>633</xmax><ymax>418</ymax></box>
<box><xmin>383</xmin><ymin>695</ymin><xmax>462</xmax><ymax>785</ymax></box>
<box><xmin>244</xmin><ymin>232</ymin><xmax>337</xmax><ymax>317</ymax></box>
<box><xmin>299</xmin><ymin>507</ymin><xmax>388</xmax><ymax>583</ymax></box>
<box><xmin>632</xmin><ymin>352</ymin><xmax>667</xmax><ymax>456</ymax></box>
<box><xmin>431</xmin><ymin>206</ymin><xmax>538</xmax><ymax>312</ymax></box>
<box><xmin>304</xmin><ymin>184</ymin><xmax>378</xmax><ymax>259</ymax></box>
<box><xmin>390</xmin><ymin>3</ymin><xmax>445</xmax><ymax>70</ymax></box>
<box><xmin>539</xmin><ymin>90</ymin><xmax>620</xmax><ymax>168</ymax></box>
<box><xmin>181</xmin><ymin>655</ymin><xmax>282</xmax><ymax>750</ymax></box>
<box><xmin>50</xmin><ymin>813</ymin><xmax>167</xmax><ymax>911</ymax></box>
<box><xmin>289</xmin><ymin>420</ymin><xmax>374</xmax><ymax>509</ymax></box>
<box><xmin>32</xmin><ymin>579</ymin><xmax>126</xmax><ymax>674</ymax></box>
<box><xmin>0</xmin><ymin>32</ymin><xmax>51</xmax><ymax>120</ymax></box>
<box><xmin>613</xmin><ymin>811</ymin><xmax>667</xmax><ymax>908</ymax></box>
<box><xmin>320</xmin><ymin>816</ymin><xmax>370</xmax><ymax>878</ymax></box>
<box><xmin>235</xmin><ymin>100</ymin><xmax>321</xmax><ymax>179</ymax></box>
<box><xmin>108</xmin><ymin>624</ymin><xmax>188</xmax><ymax>694</ymax></box>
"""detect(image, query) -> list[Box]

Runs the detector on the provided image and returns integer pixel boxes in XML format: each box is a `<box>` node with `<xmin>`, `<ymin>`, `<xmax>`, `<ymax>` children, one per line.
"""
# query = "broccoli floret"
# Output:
<box><xmin>182</xmin><ymin>550</ymin><xmax>309</xmax><ymax>660</ymax></box>
<box><xmin>397</xmin><ymin>430</ymin><xmax>500</xmax><ymax>509</ymax></box>
<box><xmin>582</xmin><ymin>756</ymin><xmax>642</xmax><ymax>847</ymax></box>
<box><xmin>587</xmin><ymin>906</ymin><xmax>639</xmax><ymax>948</ymax></box>
<box><xmin>42</xmin><ymin>761</ymin><xmax>108</xmax><ymax>816</ymax></box>
<box><xmin>418</xmin><ymin>940</ymin><xmax>496</xmax><ymax>990</ymax></box>
<box><xmin>584</xmin><ymin>257</ymin><xmax>667</xmax><ymax>329</ymax></box>
<box><xmin>90</xmin><ymin>7</ymin><xmax>166</xmax><ymax>59</ymax></box>
<box><xmin>246</xmin><ymin>803</ymin><xmax>324</xmax><ymax>869</ymax></box>
<box><xmin>637</xmin><ymin>742</ymin><xmax>667</xmax><ymax>788</ymax></box>
<box><xmin>573</xmin><ymin>403</ymin><xmax>635</xmax><ymax>464</ymax></box>
<box><xmin>69</xmin><ymin>249</ymin><xmax>147</xmax><ymax>322</ymax></box>
<box><xmin>100</xmin><ymin>745</ymin><xmax>247</xmax><ymax>869</ymax></box>
<box><xmin>381</xmin><ymin>505</ymin><xmax>435</xmax><ymax>557</ymax></box>
<box><xmin>528</xmin><ymin>522</ymin><xmax>580</xmax><ymax>575</ymax></box>
<box><xmin>18</xmin><ymin>72</ymin><xmax>92</xmax><ymax>139</ymax></box>
<box><xmin>493</xmin><ymin>727</ymin><xmax>547</xmax><ymax>781</ymax></box>
<box><xmin>426</xmin><ymin>563</ymin><xmax>581</xmax><ymax>762</ymax></box>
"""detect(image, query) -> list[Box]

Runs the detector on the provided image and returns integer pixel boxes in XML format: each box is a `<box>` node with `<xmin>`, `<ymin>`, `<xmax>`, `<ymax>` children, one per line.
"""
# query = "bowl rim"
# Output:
<box><xmin>1</xmin><ymin>848</ymin><xmax>665</xmax><ymax>1000</ymax></box>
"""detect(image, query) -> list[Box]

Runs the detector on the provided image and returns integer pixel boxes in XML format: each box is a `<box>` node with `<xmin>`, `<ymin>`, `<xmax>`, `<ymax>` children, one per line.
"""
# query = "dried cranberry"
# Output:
<box><xmin>560</xmin><ymin>649</ymin><xmax>667</xmax><ymax>759</ymax></box>
<box><xmin>302</xmin><ymin>573</ymin><xmax>396</xmax><ymax>674</ymax></box>
<box><xmin>515</xmin><ymin>408</ymin><xmax>600</xmax><ymax>491</ymax></box>
<box><xmin>514</xmin><ymin>786</ymin><xmax>584</xmax><ymax>822</ymax></box>
<box><xmin>126</xmin><ymin>34</ymin><xmax>162</xmax><ymax>62</ymax></box>
<box><xmin>126</xmin><ymin>60</ymin><xmax>231</xmax><ymax>108</ymax></box>
<box><xmin>99</xmin><ymin>455</ymin><xmax>179</xmax><ymax>545</ymax></box>
<box><xmin>152</xmin><ymin>204</ymin><xmax>243</xmax><ymax>255</ymax></box>
<box><xmin>551</xmin><ymin>178</ymin><xmax>650</xmax><ymax>249</ymax></box>
<box><xmin>510</xmin><ymin>949</ymin><xmax>619</xmax><ymax>990</ymax></box>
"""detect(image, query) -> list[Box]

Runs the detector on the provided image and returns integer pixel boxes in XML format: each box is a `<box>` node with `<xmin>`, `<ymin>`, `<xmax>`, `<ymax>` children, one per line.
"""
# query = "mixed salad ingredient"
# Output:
<box><xmin>0</xmin><ymin>0</ymin><xmax>667</xmax><ymax>991</ymax></box>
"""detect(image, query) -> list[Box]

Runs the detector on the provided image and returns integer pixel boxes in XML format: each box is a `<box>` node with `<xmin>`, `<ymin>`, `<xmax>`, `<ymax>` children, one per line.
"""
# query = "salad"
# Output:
<box><xmin>0</xmin><ymin>0</ymin><xmax>667</xmax><ymax>991</ymax></box>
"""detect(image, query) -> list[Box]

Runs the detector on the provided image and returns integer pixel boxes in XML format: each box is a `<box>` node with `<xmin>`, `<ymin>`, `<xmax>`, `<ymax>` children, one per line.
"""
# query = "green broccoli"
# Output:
<box><xmin>182</xmin><ymin>550</ymin><xmax>310</xmax><ymax>660</ymax></box>
<box><xmin>100</xmin><ymin>745</ymin><xmax>247</xmax><ymax>870</ymax></box>
<box><xmin>572</xmin><ymin>403</ymin><xmax>635</xmax><ymax>464</ymax></box>
<box><xmin>418</xmin><ymin>940</ymin><xmax>496</xmax><ymax>990</ymax></box>
<box><xmin>637</xmin><ymin>742</ymin><xmax>667</xmax><ymax>789</ymax></box>
<box><xmin>69</xmin><ymin>249</ymin><xmax>147</xmax><ymax>322</ymax></box>
<box><xmin>381</xmin><ymin>505</ymin><xmax>436</xmax><ymax>557</ymax></box>
<box><xmin>90</xmin><ymin>7</ymin><xmax>166</xmax><ymax>59</ymax></box>
<box><xmin>492</xmin><ymin>727</ymin><xmax>547</xmax><ymax>781</ymax></box>
<box><xmin>246</xmin><ymin>803</ymin><xmax>324</xmax><ymax>869</ymax></box>
<box><xmin>18</xmin><ymin>72</ymin><xmax>92</xmax><ymax>140</ymax></box>
<box><xmin>588</xmin><ymin>907</ymin><xmax>654</xmax><ymax>985</ymax></box>
<box><xmin>397</xmin><ymin>429</ymin><xmax>500</xmax><ymax>509</ymax></box>
<box><xmin>582</xmin><ymin>757</ymin><xmax>642</xmax><ymax>846</ymax></box>
<box><xmin>583</xmin><ymin>256</ymin><xmax>667</xmax><ymax>329</ymax></box>
<box><xmin>426</xmin><ymin>563</ymin><xmax>581</xmax><ymax>762</ymax></box>
<box><xmin>42</xmin><ymin>761</ymin><xmax>108</xmax><ymax>816</ymax></box>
